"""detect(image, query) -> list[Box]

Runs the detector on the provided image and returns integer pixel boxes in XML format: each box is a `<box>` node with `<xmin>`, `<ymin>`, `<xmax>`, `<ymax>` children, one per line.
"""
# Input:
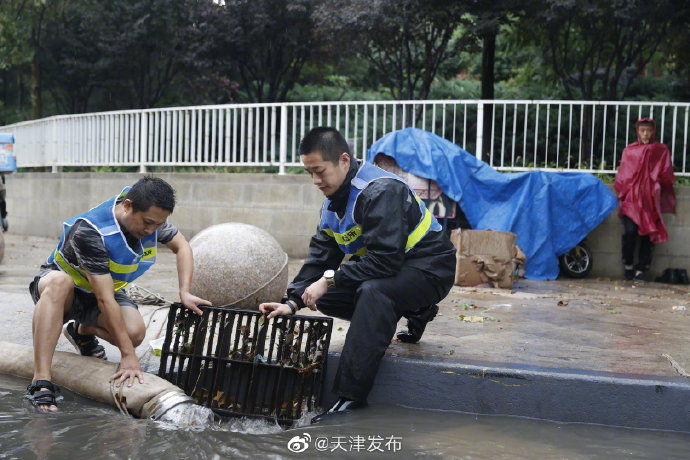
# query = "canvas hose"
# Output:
<box><xmin>0</xmin><ymin>341</ymin><xmax>192</xmax><ymax>420</ymax></box>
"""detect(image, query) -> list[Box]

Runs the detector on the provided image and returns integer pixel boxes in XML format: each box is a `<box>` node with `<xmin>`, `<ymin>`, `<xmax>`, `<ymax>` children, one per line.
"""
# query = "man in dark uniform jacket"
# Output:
<box><xmin>260</xmin><ymin>127</ymin><xmax>455</xmax><ymax>422</ymax></box>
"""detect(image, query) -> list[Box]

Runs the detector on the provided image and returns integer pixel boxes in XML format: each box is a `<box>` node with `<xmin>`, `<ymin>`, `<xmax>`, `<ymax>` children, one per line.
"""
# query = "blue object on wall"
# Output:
<box><xmin>367</xmin><ymin>128</ymin><xmax>618</xmax><ymax>280</ymax></box>
<box><xmin>0</xmin><ymin>133</ymin><xmax>16</xmax><ymax>173</ymax></box>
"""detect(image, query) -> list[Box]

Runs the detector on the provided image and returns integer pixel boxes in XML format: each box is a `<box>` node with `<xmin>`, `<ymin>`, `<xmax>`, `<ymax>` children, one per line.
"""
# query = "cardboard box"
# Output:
<box><xmin>451</xmin><ymin>229</ymin><xmax>524</xmax><ymax>289</ymax></box>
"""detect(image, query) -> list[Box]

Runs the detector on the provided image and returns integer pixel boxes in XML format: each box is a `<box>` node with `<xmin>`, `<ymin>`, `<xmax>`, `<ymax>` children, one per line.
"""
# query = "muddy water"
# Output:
<box><xmin>1</xmin><ymin>376</ymin><xmax>688</xmax><ymax>459</ymax></box>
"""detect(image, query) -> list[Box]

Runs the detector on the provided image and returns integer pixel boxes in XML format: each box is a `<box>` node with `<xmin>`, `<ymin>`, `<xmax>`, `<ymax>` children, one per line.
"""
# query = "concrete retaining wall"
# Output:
<box><xmin>4</xmin><ymin>172</ymin><xmax>689</xmax><ymax>278</ymax></box>
<box><xmin>4</xmin><ymin>172</ymin><xmax>324</xmax><ymax>258</ymax></box>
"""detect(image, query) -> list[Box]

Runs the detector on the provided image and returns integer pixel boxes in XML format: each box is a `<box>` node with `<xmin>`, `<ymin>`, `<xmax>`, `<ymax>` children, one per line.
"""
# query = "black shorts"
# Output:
<box><xmin>29</xmin><ymin>268</ymin><xmax>138</xmax><ymax>327</ymax></box>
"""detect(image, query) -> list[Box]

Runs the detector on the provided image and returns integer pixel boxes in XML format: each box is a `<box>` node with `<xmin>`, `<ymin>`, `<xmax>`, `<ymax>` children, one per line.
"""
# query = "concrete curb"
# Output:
<box><xmin>322</xmin><ymin>353</ymin><xmax>690</xmax><ymax>432</ymax></box>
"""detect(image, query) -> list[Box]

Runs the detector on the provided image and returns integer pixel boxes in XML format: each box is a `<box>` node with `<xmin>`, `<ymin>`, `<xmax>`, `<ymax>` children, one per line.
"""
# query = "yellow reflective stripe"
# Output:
<box><xmin>322</xmin><ymin>228</ymin><xmax>335</xmax><ymax>237</ymax></box>
<box><xmin>109</xmin><ymin>259</ymin><xmax>138</xmax><ymax>274</ymax></box>
<box><xmin>113</xmin><ymin>280</ymin><xmax>129</xmax><ymax>291</ymax></box>
<box><xmin>332</xmin><ymin>225</ymin><xmax>363</xmax><ymax>246</ymax></box>
<box><xmin>354</xmin><ymin>247</ymin><xmax>368</xmax><ymax>256</ymax></box>
<box><xmin>109</xmin><ymin>246</ymin><xmax>155</xmax><ymax>274</ymax></box>
<box><xmin>406</xmin><ymin>208</ymin><xmax>433</xmax><ymax>250</ymax></box>
<box><xmin>53</xmin><ymin>250</ymin><xmax>93</xmax><ymax>292</ymax></box>
<box><xmin>142</xmin><ymin>246</ymin><xmax>157</xmax><ymax>260</ymax></box>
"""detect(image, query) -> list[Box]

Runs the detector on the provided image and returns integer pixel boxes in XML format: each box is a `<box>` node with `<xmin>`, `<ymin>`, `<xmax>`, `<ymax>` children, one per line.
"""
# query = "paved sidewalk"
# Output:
<box><xmin>2</xmin><ymin>233</ymin><xmax>690</xmax><ymax>430</ymax></box>
<box><xmin>2</xmin><ymin>233</ymin><xmax>688</xmax><ymax>378</ymax></box>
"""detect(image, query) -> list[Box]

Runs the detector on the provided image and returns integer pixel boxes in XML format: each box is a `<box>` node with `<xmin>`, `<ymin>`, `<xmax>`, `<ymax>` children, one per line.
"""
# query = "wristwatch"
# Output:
<box><xmin>285</xmin><ymin>299</ymin><xmax>298</xmax><ymax>315</ymax></box>
<box><xmin>324</xmin><ymin>269</ymin><xmax>336</xmax><ymax>288</ymax></box>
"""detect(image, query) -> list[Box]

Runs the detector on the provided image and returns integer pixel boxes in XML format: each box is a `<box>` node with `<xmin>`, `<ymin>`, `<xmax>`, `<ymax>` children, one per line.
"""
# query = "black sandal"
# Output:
<box><xmin>25</xmin><ymin>380</ymin><xmax>62</xmax><ymax>410</ymax></box>
<box><xmin>63</xmin><ymin>321</ymin><xmax>107</xmax><ymax>359</ymax></box>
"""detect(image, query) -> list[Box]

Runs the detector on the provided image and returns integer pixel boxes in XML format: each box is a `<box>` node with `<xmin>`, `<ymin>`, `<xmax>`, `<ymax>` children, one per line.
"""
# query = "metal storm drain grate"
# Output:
<box><xmin>158</xmin><ymin>303</ymin><xmax>333</xmax><ymax>426</ymax></box>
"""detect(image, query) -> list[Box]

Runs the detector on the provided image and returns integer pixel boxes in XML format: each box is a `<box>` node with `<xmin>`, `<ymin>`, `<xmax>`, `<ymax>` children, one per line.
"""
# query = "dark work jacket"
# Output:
<box><xmin>286</xmin><ymin>161</ymin><xmax>456</xmax><ymax>309</ymax></box>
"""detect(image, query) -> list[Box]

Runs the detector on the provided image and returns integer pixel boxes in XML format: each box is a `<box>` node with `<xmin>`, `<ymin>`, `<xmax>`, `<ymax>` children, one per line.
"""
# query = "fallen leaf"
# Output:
<box><xmin>459</xmin><ymin>315</ymin><xmax>499</xmax><ymax>323</ymax></box>
<box><xmin>557</xmin><ymin>300</ymin><xmax>569</xmax><ymax>307</ymax></box>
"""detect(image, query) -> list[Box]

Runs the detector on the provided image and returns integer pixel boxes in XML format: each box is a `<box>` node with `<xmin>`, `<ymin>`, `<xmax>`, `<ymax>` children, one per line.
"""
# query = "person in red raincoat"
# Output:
<box><xmin>614</xmin><ymin>118</ymin><xmax>675</xmax><ymax>281</ymax></box>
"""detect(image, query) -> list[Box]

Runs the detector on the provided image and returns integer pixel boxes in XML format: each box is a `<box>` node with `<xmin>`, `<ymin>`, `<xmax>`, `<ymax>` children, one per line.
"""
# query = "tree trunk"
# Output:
<box><xmin>30</xmin><ymin>56</ymin><xmax>42</xmax><ymax>120</ymax></box>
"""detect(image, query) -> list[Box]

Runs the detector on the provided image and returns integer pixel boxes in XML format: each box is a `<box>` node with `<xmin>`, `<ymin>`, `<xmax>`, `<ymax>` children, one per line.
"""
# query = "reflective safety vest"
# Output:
<box><xmin>319</xmin><ymin>162</ymin><xmax>441</xmax><ymax>255</ymax></box>
<box><xmin>46</xmin><ymin>187</ymin><xmax>157</xmax><ymax>292</ymax></box>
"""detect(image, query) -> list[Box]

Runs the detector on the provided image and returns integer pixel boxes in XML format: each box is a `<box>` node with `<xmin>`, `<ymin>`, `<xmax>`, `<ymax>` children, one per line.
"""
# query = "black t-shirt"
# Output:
<box><xmin>43</xmin><ymin>213</ymin><xmax>178</xmax><ymax>275</ymax></box>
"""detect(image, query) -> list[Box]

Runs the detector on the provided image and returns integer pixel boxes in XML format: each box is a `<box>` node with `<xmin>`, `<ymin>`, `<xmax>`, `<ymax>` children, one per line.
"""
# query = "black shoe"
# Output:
<box><xmin>311</xmin><ymin>397</ymin><xmax>367</xmax><ymax>424</ymax></box>
<box><xmin>624</xmin><ymin>268</ymin><xmax>635</xmax><ymax>280</ymax></box>
<box><xmin>396</xmin><ymin>304</ymin><xmax>439</xmax><ymax>344</ymax></box>
<box><xmin>633</xmin><ymin>271</ymin><xmax>646</xmax><ymax>282</ymax></box>
<box><xmin>675</xmin><ymin>269</ymin><xmax>689</xmax><ymax>285</ymax></box>
<box><xmin>63</xmin><ymin>321</ymin><xmax>107</xmax><ymax>359</ymax></box>
<box><xmin>655</xmin><ymin>268</ymin><xmax>677</xmax><ymax>284</ymax></box>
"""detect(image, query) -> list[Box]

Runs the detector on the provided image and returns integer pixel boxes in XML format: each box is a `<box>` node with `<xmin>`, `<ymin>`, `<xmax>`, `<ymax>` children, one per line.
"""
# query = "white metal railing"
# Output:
<box><xmin>2</xmin><ymin>100</ymin><xmax>690</xmax><ymax>175</ymax></box>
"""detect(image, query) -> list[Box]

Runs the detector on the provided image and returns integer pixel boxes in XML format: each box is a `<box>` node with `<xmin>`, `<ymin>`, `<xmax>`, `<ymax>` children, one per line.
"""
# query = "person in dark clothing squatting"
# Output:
<box><xmin>259</xmin><ymin>127</ymin><xmax>456</xmax><ymax>423</ymax></box>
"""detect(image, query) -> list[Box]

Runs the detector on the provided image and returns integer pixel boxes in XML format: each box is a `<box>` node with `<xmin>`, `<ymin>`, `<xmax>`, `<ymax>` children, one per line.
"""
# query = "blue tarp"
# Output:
<box><xmin>367</xmin><ymin>128</ymin><xmax>618</xmax><ymax>280</ymax></box>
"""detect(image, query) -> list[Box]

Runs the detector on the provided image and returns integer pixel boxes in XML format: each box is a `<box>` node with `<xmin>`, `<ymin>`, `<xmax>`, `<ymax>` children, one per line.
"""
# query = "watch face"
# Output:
<box><xmin>324</xmin><ymin>269</ymin><xmax>335</xmax><ymax>278</ymax></box>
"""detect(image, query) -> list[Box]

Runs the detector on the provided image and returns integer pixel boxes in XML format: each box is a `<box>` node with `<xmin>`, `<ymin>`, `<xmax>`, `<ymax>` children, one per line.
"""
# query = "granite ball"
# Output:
<box><xmin>189</xmin><ymin>223</ymin><xmax>288</xmax><ymax>309</ymax></box>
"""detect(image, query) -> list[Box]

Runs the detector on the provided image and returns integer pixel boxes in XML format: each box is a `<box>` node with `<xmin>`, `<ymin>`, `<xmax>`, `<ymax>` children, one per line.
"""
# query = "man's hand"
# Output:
<box><xmin>110</xmin><ymin>353</ymin><xmax>143</xmax><ymax>388</ymax></box>
<box><xmin>167</xmin><ymin>233</ymin><xmax>211</xmax><ymax>316</ymax></box>
<box><xmin>180</xmin><ymin>291</ymin><xmax>212</xmax><ymax>316</ymax></box>
<box><xmin>259</xmin><ymin>302</ymin><xmax>293</xmax><ymax>319</ymax></box>
<box><xmin>302</xmin><ymin>277</ymin><xmax>328</xmax><ymax>310</ymax></box>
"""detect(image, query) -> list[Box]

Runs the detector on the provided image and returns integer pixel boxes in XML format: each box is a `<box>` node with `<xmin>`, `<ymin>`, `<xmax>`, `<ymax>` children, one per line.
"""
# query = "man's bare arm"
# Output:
<box><xmin>165</xmin><ymin>232</ymin><xmax>211</xmax><ymax>313</ymax></box>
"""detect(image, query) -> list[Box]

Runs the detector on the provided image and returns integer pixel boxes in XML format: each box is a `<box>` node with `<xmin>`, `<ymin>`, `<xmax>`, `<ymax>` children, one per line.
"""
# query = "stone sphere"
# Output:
<box><xmin>189</xmin><ymin>223</ymin><xmax>288</xmax><ymax>309</ymax></box>
<box><xmin>0</xmin><ymin>231</ymin><xmax>4</xmax><ymax>264</ymax></box>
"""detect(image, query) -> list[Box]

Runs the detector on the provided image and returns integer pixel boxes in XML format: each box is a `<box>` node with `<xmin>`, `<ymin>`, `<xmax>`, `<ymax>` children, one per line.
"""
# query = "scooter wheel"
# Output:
<box><xmin>558</xmin><ymin>241</ymin><xmax>593</xmax><ymax>278</ymax></box>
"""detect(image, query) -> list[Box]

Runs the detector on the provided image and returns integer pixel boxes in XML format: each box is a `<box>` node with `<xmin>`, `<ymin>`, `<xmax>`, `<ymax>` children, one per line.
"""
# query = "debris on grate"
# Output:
<box><xmin>157</xmin><ymin>303</ymin><xmax>332</xmax><ymax>426</ymax></box>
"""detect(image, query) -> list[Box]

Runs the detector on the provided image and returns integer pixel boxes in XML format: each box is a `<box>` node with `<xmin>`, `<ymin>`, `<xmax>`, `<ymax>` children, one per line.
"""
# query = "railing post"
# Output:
<box><xmin>139</xmin><ymin>111</ymin><xmax>148</xmax><ymax>173</ymax></box>
<box><xmin>279</xmin><ymin>105</ymin><xmax>288</xmax><ymax>175</ymax></box>
<box><xmin>476</xmin><ymin>102</ymin><xmax>484</xmax><ymax>161</ymax></box>
<box><xmin>51</xmin><ymin>119</ymin><xmax>60</xmax><ymax>173</ymax></box>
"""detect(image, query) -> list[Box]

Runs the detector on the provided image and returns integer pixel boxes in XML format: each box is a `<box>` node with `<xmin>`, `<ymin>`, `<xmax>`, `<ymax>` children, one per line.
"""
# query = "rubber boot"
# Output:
<box><xmin>311</xmin><ymin>397</ymin><xmax>367</xmax><ymax>424</ymax></box>
<box><xmin>396</xmin><ymin>304</ymin><xmax>439</xmax><ymax>344</ymax></box>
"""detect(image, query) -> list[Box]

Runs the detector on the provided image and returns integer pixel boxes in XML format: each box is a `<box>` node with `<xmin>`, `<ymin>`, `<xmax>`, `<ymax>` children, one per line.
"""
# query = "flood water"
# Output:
<box><xmin>1</xmin><ymin>375</ymin><xmax>688</xmax><ymax>459</ymax></box>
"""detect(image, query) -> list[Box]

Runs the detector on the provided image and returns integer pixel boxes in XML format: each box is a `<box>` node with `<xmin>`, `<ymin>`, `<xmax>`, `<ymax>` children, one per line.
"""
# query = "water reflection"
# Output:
<box><xmin>1</xmin><ymin>375</ymin><xmax>688</xmax><ymax>459</ymax></box>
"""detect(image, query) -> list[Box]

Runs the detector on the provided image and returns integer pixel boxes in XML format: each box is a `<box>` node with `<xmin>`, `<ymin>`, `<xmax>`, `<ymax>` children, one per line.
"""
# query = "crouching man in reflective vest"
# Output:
<box><xmin>26</xmin><ymin>176</ymin><xmax>211</xmax><ymax>412</ymax></box>
<box><xmin>260</xmin><ymin>127</ymin><xmax>456</xmax><ymax>423</ymax></box>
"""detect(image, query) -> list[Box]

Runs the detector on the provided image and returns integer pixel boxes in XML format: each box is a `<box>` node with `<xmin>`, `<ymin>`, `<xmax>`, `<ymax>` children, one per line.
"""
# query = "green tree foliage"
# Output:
<box><xmin>94</xmin><ymin>0</ymin><xmax>201</xmax><ymax>109</ymax></box>
<box><xmin>0</xmin><ymin>0</ymin><xmax>64</xmax><ymax>119</ymax></box>
<box><xmin>0</xmin><ymin>0</ymin><xmax>689</xmax><ymax>126</ymax></box>
<box><xmin>192</xmin><ymin>0</ymin><xmax>318</xmax><ymax>102</ymax></box>
<box><xmin>315</xmin><ymin>0</ymin><xmax>477</xmax><ymax>100</ymax></box>
<box><xmin>517</xmin><ymin>0</ymin><xmax>685</xmax><ymax>100</ymax></box>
